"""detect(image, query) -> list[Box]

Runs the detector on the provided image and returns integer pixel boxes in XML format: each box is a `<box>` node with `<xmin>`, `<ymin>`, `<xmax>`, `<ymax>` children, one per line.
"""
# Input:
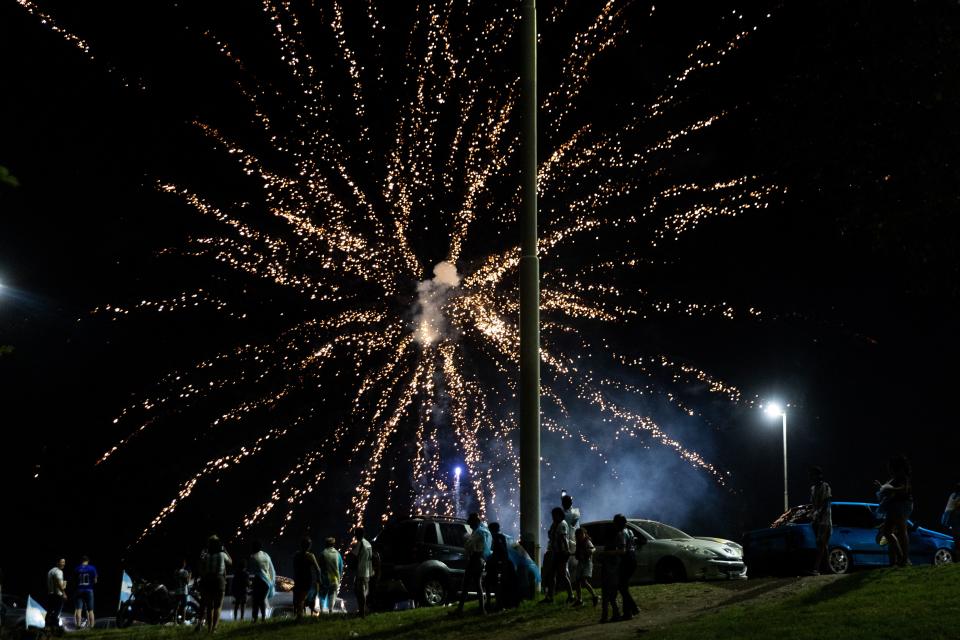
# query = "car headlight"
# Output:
<box><xmin>681</xmin><ymin>545</ymin><xmax>722</xmax><ymax>558</ymax></box>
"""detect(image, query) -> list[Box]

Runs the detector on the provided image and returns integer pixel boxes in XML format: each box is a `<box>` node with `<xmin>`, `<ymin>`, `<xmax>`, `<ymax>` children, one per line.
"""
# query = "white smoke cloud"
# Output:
<box><xmin>413</xmin><ymin>261</ymin><xmax>461</xmax><ymax>345</ymax></box>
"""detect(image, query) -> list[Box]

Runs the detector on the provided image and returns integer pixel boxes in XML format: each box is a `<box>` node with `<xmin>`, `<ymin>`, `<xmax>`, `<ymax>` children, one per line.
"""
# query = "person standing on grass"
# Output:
<box><xmin>173</xmin><ymin>559</ymin><xmax>192</xmax><ymax>624</ymax></box>
<box><xmin>293</xmin><ymin>537</ymin><xmax>321</xmax><ymax>618</ymax></box>
<box><xmin>349</xmin><ymin>527</ymin><xmax>374</xmax><ymax>618</ymax></box>
<box><xmin>249</xmin><ymin>541</ymin><xmax>276</xmax><ymax>622</ymax></box>
<box><xmin>573</xmin><ymin>527</ymin><xmax>598</xmax><ymax>607</ymax></box>
<box><xmin>454</xmin><ymin>513</ymin><xmax>489</xmax><ymax>615</ymax></box>
<box><xmin>942</xmin><ymin>483</ymin><xmax>960</xmax><ymax>550</ymax></box>
<box><xmin>199</xmin><ymin>536</ymin><xmax>232</xmax><ymax>633</ymax></box>
<box><xmin>319</xmin><ymin>537</ymin><xmax>344</xmax><ymax>614</ymax></box>
<box><xmin>231</xmin><ymin>559</ymin><xmax>249</xmax><ymax>621</ymax></box>
<box><xmin>612</xmin><ymin>514</ymin><xmax>639</xmax><ymax>620</ymax></box>
<box><xmin>598</xmin><ymin>531</ymin><xmax>621</xmax><ymax>624</ymax></box>
<box><xmin>72</xmin><ymin>555</ymin><xmax>97</xmax><ymax>629</ymax></box>
<box><xmin>45</xmin><ymin>558</ymin><xmax>67</xmax><ymax>631</ymax></box>
<box><xmin>541</xmin><ymin>507</ymin><xmax>573</xmax><ymax>604</ymax></box>
<box><xmin>562</xmin><ymin>493</ymin><xmax>581</xmax><ymax>581</ymax></box>
<box><xmin>875</xmin><ymin>456</ymin><xmax>914</xmax><ymax>567</ymax></box>
<box><xmin>809</xmin><ymin>467</ymin><xmax>833</xmax><ymax>575</ymax></box>
<box><xmin>486</xmin><ymin>522</ymin><xmax>514</xmax><ymax>611</ymax></box>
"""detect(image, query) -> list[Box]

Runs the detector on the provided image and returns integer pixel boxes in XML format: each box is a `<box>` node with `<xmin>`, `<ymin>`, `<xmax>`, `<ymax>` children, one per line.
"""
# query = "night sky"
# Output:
<box><xmin>2</xmin><ymin>0</ymin><xmax>960</xmax><ymax>606</ymax></box>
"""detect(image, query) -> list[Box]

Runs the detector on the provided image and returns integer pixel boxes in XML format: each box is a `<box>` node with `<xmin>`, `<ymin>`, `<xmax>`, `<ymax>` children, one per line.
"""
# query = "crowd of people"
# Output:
<box><xmin>19</xmin><ymin>455</ymin><xmax>960</xmax><ymax>633</ymax></box>
<box><xmin>451</xmin><ymin>494</ymin><xmax>638</xmax><ymax>623</ymax></box>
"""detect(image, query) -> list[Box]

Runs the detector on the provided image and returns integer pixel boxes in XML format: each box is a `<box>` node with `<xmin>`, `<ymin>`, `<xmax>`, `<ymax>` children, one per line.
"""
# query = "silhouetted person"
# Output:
<box><xmin>573</xmin><ymin>527</ymin><xmax>598</xmax><ymax>607</ymax></box>
<box><xmin>231</xmin><ymin>559</ymin><xmax>249</xmax><ymax>621</ymax></box>
<box><xmin>562</xmin><ymin>493</ymin><xmax>581</xmax><ymax>581</ymax></box>
<box><xmin>613</xmin><ymin>514</ymin><xmax>639</xmax><ymax>620</ymax></box>
<box><xmin>199</xmin><ymin>535</ymin><xmax>232</xmax><ymax>633</ymax></box>
<box><xmin>942</xmin><ymin>483</ymin><xmax>960</xmax><ymax>550</ymax></box>
<box><xmin>454</xmin><ymin>513</ymin><xmax>489</xmax><ymax>615</ymax></box>
<box><xmin>541</xmin><ymin>507</ymin><xmax>573</xmax><ymax>603</ymax></box>
<box><xmin>598</xmin><ymin>533</ymin><xmax>620</xmax><ymax>623</ymax></box>
<box><xmin>72</xmin><ymin>555</ymin><xmax>97</xmax><ymax>628</ymax></box>
<box><xmin>809</xmin><ymin>467</ymin><xmax>833</xmax><ymax>575</ymax></box>
<box><xmin>875</xmin><ymin>456</ymin><xmax>913</xmax><ymax>567</ymax></box>
<box><xmin>173</xmin><ymin>559</ymin><xmax>192</xmax><ymax>624</ymax></box>
<box><xmin>486</xmin><ymin>522</ymin><xmax>517</xmax><ymax>610</ymax></box>
<box><xmin>293</xmin><ymin>537</ymin><xmax>321</xmax><ymax>619</ymax></box>
<box><xmin>349</xmin><ymin>527</ymin><xmax>373</xmax><ymax>618</ymax></box>
<box><xmin>249</xmin><ymin>540</ymin><xmax>275</xmax><ymax>622</ymax></box>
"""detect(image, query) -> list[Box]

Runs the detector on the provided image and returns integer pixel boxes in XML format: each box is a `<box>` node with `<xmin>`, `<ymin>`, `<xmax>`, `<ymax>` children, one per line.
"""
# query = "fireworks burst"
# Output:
<box><xmin>18</xmin><ymin>0</ymin><xmax>782</xmax><ymax>542</ymax></box>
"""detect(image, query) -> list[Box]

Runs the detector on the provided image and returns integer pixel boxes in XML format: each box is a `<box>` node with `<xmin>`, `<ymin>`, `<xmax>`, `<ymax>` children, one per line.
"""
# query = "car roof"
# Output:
<box><xmin>393</xmin><ymin>515</ymin><xmax>468</xmax><ymax>524</ymax></box>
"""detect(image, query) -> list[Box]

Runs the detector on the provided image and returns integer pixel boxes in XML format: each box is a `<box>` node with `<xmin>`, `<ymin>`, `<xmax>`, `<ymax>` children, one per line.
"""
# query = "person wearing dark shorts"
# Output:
<box><xmin>199</xmin><ymin>536</ymin><xmax>232</xmax><ymax>633</ymax></box>
<box><xmin>292</xmin><ymin>537</ymin><xmax>321</xmax><ymax>618</ymax></box>
<box><xmin>73</xmin><ymin>556</ymin><xmax>98</xmax><ymax>628</ymax></box>
<box><xmin>231</xmin><ymin>560</ymin><xmax>249</xmax><ymax>621</ymax></box>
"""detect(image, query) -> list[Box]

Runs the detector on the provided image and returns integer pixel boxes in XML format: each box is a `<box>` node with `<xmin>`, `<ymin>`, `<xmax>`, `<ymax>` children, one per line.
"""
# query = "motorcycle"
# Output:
<box><xmin>116</xmin><ymin>580</ymin><xmax>200</xmax><ymax>628</ymax></box>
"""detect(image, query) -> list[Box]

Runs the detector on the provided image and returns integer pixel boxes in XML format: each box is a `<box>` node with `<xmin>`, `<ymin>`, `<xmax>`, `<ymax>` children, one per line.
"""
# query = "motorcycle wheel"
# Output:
<box><xmin>180</xmin><ymin>602</ymin><xmax>200</xmax><ymax>626</ymax></box>
<box><xmin>116</xmin><ymin>602</ymin><xmax>134</xmax><ymax>629</ymax></box>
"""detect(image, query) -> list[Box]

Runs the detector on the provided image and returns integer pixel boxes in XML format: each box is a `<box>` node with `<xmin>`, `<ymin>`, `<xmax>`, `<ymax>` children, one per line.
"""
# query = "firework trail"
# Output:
<box><xmin>16</xmin><ymin>0</ymin><xmax>782</xmax><ymax>542</ymax></box>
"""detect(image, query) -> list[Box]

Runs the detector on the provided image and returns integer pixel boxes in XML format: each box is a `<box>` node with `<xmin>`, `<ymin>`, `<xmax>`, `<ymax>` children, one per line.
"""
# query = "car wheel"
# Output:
<box><xmin>654</xmin><ymin>557</ymin><xmax>687</xmax><ymax>583</ymax></box>
<box><xmin>826</xmin><ymin>547</ymin><xmax>851</xmax><ymax>574</ymax></box>
<box><xmin>420</xmin><ymin>574</ymin><xmax>448</xmax><ymax>607</ymax></box>
<box><xmin>933</xmin><ymin>548</ymin><xmax>954</xmax><ymax>565</ymax></box>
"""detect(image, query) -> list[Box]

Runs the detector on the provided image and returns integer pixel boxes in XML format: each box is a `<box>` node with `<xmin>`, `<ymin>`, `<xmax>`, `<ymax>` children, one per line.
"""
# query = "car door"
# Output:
<box><xmin>436</xmin><ymin>522</ymin><xmax>470</xmax><ymax>575</ymax></box>
<box><xmin>832</xmin><ymin>504</ymin><xmax>885</xmax><ymax>566</ymax></box>
<box><xmin>377</xmin><ymin>520</ymin><xmax>423</xmax><ymax>588</ymax></box>
<box><xmin>628</xmin><ymin>524</ymin><xmax>655</xmax><ymax>581</ymax></box>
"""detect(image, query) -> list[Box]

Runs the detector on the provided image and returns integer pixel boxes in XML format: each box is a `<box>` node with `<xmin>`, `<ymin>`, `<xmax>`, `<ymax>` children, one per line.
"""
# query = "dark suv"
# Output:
<box><xmin>372</xmin><ymin>516</ymin><xmax>472</xmax><ymax>607</ymax></box>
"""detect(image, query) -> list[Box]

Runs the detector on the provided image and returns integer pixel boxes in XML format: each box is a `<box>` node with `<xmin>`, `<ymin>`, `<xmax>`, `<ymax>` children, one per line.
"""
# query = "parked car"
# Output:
<box><xmin>371</xmin><ymin>516</ymin><xmax>472</xmax><ymax>607</ymax></box>
<box><xmin>743</xmin><ymin>501</ymin><xmax>955</xmax><ymax>575</ymax></box>
<box><xmin>582</xmin><ymin>519</ymin><xmax>747</xmax><ymax>583</ymax></box>
<box><xmin>0</xmin><ymin>594</ymin><xmax>113</xmax><ymax>638</ymax></box>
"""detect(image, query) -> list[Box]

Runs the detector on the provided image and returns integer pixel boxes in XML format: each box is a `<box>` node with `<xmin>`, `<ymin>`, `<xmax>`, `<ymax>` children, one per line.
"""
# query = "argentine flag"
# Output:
<box><xmin>25</xmin><ymin>595</ymin><xmax>47</xmax><ymax>629</ymax></box>
<box><xmin>118</xmin><ymin>571</ymin><xmax>133</xmax><ymax>610</ymax></box>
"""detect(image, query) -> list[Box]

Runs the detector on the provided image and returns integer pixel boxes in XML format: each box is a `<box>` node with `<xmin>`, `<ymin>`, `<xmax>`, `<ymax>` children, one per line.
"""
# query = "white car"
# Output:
<box><xmin>581</xmin><ymin>519</ymin><xmax>747</xmax><ymax>583</ymax></box>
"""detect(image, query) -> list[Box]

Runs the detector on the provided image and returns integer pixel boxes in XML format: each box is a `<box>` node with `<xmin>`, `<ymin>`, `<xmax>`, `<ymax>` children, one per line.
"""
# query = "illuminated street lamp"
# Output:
<box><xmin>764</xmin><ymin>403</ymin><xmax>788</xmax><ymax>512</ymax></box>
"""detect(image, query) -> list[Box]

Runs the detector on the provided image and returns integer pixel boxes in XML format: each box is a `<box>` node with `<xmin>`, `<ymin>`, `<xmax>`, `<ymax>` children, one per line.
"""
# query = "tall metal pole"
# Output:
<box><xmin>782</xmin><ymin>413</ymin><xmax>789</xmax><ymax>513</ymax></box>
<box><xmin>519</xmin><ymin>0</ymin><xmax>541</xmax><ymax>568</ymax></box>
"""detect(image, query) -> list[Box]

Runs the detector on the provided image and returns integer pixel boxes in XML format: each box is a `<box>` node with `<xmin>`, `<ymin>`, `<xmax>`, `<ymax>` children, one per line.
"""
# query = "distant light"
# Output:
<box><xmin>454</xmin><ymin>466</ymin><xmax>462</xmax><ymax>477</ymax></box>
<box><xmin>764</xmin><ymin>402</ymin><xmax>784</xmax><ymax>418</ymax></box>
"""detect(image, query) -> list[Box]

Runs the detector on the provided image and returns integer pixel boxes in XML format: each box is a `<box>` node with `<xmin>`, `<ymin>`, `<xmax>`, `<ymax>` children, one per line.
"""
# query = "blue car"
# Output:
<box><xmin>743</xmin><ymin>501</ymin><xmax>955</xmax><ymax>575</ymax></box>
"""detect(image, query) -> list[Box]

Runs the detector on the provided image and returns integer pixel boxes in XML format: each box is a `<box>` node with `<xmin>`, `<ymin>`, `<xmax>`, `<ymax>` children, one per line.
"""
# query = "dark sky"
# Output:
<box><xmin>2</xmin><ymin>0</ymin><xmax>960</xmax><ymax>604</ymax></box>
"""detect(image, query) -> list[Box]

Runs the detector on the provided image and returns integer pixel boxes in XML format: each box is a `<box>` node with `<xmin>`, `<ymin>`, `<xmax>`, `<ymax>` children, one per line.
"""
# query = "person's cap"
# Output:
<box><xmin>325</xmin><ymin>537</ymin><xmax>336</xmax><ymax>546</ymax></box>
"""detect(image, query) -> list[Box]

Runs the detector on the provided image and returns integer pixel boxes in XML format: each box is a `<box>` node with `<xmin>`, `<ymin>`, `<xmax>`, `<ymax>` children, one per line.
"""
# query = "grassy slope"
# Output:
<box><xmin>77</xmin><ymin>565</ymin><xmax>960</xmax><ymax>640</ymax></box>
<box><xmin>645</xmin><ymin>564</ymin><xmax>960</xmax><ymax>640</ymax></box>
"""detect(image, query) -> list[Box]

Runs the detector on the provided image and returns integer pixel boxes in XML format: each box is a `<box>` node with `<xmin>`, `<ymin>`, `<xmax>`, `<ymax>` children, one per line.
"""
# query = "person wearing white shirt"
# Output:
<box><xmin>45</xmin><ymin>558</ymin><xmax>67</xmax><ymax>630</ymax></box>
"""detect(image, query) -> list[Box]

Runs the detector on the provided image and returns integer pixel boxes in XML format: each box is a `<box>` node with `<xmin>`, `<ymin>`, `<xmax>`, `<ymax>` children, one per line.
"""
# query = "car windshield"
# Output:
<box><xmin>634</xmin><ymin>521</ymin><xmax>691</xmax><ymax>540</ymax></box>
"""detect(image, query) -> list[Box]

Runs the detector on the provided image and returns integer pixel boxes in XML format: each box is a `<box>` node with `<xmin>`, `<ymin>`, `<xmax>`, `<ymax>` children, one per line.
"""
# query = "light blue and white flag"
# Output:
<box><xmin>25</xmin><ymin>595</ymin><xmax>47</xmax><ymax>629</ymax></box>
<box><xmin>118</xmin><ymin>571</ymin><xmax>133</xmax><ymax>610</ymax></box>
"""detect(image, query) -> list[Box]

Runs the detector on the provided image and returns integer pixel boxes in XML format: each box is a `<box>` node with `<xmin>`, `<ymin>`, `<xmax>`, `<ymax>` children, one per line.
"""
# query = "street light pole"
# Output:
<box><xmin>780</xmin><ymin>411</ymin><xmax>788</xmax><ymax>513</ymax></box>
<box><xmin>519</xmin><ymin>0</ymin><xmax>541</xmax><ymax>567</ymax></box>
<box><xmin>765</xmin><ymin>403</ymin><xmax>789</xmax><ymax>513</ymax></box>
